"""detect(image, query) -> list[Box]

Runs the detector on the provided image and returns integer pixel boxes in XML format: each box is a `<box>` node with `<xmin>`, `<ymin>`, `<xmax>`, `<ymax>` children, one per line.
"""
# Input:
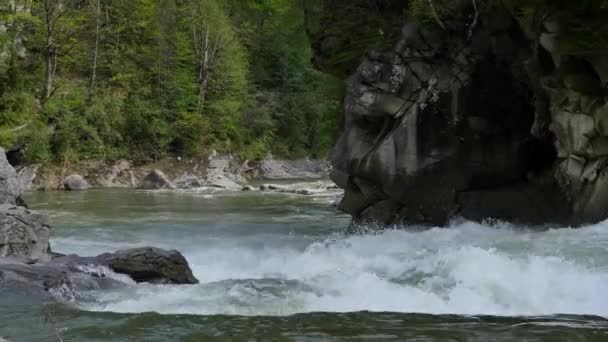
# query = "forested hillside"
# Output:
<box><xmin>0</xmin><ymin>0</ymin><xmax>342</xmax><ymax>164</ymax></box>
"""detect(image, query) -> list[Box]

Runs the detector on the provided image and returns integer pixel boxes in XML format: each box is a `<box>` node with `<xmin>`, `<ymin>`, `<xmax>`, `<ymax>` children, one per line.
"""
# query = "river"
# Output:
<box><xmin>2</xmin><ymin>184</ymin><xmax>608</xmax><ymax>341</ymax></box>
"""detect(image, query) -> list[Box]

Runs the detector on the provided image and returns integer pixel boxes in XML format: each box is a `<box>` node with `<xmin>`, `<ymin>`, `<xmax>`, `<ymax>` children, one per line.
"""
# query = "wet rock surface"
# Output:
<box><xmin>0</xmin><ymin>151</ymin><xmax>198</xmax><ymax>299</ymax></box>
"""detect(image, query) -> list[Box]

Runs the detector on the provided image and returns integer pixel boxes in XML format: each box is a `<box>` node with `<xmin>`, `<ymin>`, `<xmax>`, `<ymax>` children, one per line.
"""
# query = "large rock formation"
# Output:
<box><xmin>0</xmin><ymin>149</ymin><xmax>198</xmax><ymax>296</ymax></box>
<box><xmin>316</xmin><ymin>3</ymin><xmax>608</xmax><ymax>226</ymax></box>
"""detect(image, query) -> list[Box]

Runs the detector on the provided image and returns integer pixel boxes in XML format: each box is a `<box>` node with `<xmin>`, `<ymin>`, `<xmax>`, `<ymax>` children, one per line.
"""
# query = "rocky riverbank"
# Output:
<box><xmin>0</xmin><ymin>148</ymin><xmax>198</xmax><ymax>299</ymax></box>
<box><xmin>15</xmin><ymin>155</ymin><xmax>331</xmax><ymax>192</ymax></box>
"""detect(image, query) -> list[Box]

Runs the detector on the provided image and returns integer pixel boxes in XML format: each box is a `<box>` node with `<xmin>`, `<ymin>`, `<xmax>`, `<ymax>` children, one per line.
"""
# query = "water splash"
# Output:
<box><xmin>77</xmin><ymin>221</ymin><xmax>608</xmax><ymax>317</ymax></box>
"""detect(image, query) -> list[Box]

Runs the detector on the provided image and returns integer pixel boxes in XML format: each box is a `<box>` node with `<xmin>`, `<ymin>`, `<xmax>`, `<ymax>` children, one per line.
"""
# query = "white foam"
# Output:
<box><xmin>80</xmin><ymin>221</ymin><xmax>608</xmax><ymax>317</ymax></box>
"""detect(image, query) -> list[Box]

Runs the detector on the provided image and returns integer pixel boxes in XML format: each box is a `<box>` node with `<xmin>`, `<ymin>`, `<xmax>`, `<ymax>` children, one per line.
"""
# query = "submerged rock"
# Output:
<box><xmin>63</xmin><ymin>174</ymin><xmax>89</xmax><ymax>191</ymax></box>
<box><xmin>140</xmin><ymin>169</ymin><xmax>175</xmax><ymax>190</ymax></box>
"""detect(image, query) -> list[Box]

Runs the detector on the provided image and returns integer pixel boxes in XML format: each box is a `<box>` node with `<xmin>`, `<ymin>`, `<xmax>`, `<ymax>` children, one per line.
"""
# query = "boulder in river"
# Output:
<box><xmin>49</xmin><ymin>247</ymin><xmax>198</xmax><ymax>285</ymax></box>
<box><xmin>63</xmin><ymin>174</ymin><xmax>90</xmax><ymax>191</ymax></box>
<box><xmin>88</xmin><ymin>247</ymin><xmax>198</xmax><ymax>285</ymax></box>
<box><xmin>140</xmin><ymin>169</ymin><xmax>175</xmax><ymax>190</ymax></box>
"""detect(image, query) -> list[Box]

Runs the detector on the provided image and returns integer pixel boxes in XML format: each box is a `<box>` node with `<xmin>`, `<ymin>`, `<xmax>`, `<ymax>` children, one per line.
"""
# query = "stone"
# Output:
<box><xmin>257</xmin><ymin>159</ymin><xmax>328</xmax><ymax>180</ymax></box>
<box><xmin>204</xmin><ymin>175</ymin><xmax>242</xmax><ymax>191</ymax></box>
<box><xmin>16</xmin><ymin>165</ymin><xmax>38</xmax><ymax>192</ymax></box>
<box><xmin>586</xmin><ymin>137</ymin><xmax>608</xmax><ymax>157</ymax></box>
<box><xmin>63</xmin><ymin>174</ymin><xmax>89</xmax><ymax>191</ymax></box>
<box><xmin>551</xmin><ymin>112</ymin><xmax>596</xmax><ymax>153</ymax></box>
<box><xmin>0</xmin><ymin>260</ymin><xmax>72</xmax><ymax>295</ymax></box>
<box><xmin>595</xmin><ymin>104</ymin><xmax>608</xmax><ymax>136</ymax></box>
<box><xmin>174</xmin><ymin>174</ymin><xmax>204</xmax><ymax>189</ymax></box>
<box><xmin>0</xmin><ymin>205</ymin><xmax>51</xmax><ymax>262</ymax></box>
<box><xmin>140</xmin><ymin>169</ymin><xmax>175</xmax><ymax>190</ymax></box>
<box><xmin>96</xmin><ymin>160</ymin><xmax>132</xmax><ymax>187</ymax></box>
<box><xmin>320</xmin><ymin>9</ymin><xmax>608</xmax><ymax>226</ymax></box>
<box><xmin>94</xmin><ymin>247</ymin><xmax>198</xmax><ymax>284</ymax></box>
<box><xmin>0</xmin><ymin>148</ymin><xmax>21</xmax><ymax>205</ymax></box>
<box><xmin>560</xmin><ymin>154</ymin><xmax>586</xmax><ymax>180</ymax></box>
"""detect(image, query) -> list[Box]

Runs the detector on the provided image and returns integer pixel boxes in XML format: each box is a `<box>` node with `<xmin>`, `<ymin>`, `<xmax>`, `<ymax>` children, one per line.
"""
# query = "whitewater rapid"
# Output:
<box><xmin>58</xmin><ymin>221</ymin><xmax>608</xmax><ymax>317</ymax></box>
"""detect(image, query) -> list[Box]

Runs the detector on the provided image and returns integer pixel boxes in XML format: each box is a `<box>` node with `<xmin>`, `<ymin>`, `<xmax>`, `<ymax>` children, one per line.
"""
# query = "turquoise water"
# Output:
<box><xmin>2</xmin><ymin>188</ymin><xmax>607</xmax><ymax>341</ymax></box>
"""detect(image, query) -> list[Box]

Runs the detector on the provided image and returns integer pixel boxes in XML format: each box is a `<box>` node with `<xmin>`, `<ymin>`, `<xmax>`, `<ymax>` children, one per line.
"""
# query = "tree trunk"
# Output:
<box><xmin>88</xmin><ymin>0</ymin><xmax>102</xmax><ymax>98</ymax></box>
<box><xmin>198</xmin><ymin>24</ymin><xmax>210</xmax><ymax>108</ymax></box>
<box><xmin>42</xmin><ymin>0</ymin><xmax>56</xmax><ymax>102</ymax></box>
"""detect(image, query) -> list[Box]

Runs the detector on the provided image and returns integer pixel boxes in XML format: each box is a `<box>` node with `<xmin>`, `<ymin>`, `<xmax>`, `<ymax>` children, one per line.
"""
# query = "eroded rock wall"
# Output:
<box><xmin>325</xmin><ymin>6</ymin><xmax>608</xmax><ymax>226</ymax></box>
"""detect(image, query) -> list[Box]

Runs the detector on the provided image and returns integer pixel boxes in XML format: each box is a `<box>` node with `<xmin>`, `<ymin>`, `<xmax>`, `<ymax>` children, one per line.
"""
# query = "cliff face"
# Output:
<box><xmin>317</xmin><ymin>3</ymin><xmax>608</xmax><ymax>226</ymax></box>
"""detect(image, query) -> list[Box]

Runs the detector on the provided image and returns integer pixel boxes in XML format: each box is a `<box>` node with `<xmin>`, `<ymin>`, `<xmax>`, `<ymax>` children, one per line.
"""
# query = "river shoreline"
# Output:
<box><xmin>14</xmin><ymin>155</ymin><xmax>332</xmax><ymax>192</ymax></box>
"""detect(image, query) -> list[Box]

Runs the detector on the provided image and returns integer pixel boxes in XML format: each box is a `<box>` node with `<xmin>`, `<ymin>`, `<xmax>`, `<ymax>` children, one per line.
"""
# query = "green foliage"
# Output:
<box><xmin>408</xmin><ymin>0</ymin><xmax>608</xmax><ymax>56</ymax></box>
<box><xmin>0</xmin><ymin>0</ymin><xmax>342</xmax><ymax>163</ymax></box>
<box><xmin>23</xmin><ymin>121</ymin><xmax>52</xmax><ymax>163</ymax></box>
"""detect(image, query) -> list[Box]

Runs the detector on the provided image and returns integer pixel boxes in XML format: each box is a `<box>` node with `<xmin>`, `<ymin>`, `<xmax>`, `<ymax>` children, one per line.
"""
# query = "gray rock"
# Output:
<box><xmin>204</xmin><ymin>175</ymin><xmax>242</xmax><ymax>191</ymax></box>
<box><xmin>96</xmin><ymin>160</ymin><xmax>132</xmax><ymax>187</ymax></box>
<box><xmin>93</xmin><ymin>247</ymin><xmax>198</xmax><ymax>284</ymax></box>
<box><xmin>0</xmin><ymin>205</ymin><xmax>51</xmax><ymax>262</ymax></box>
<box><xmin>0</xmin><ymin>260</ymin><xmax>72</xmax><ymax>296</ymax></box>
<box><xmin>63</xmin><ymin>174</ymin><xmax>89</xmax><ymax>191</ymax></box>
<box><xmin>257</xmin><ymin>159</ymin><xmax>328</xmax><ymax>180</ymax></box>
<box><xmin>16</xmin><ymin>165</ymin><xmax>38</xmax><ymax>192</ymax></box>
<box><xmin>206</xmin><ymin>156</ymin><xmax>246</xmax><ymax>188</ymax></box>
<box><xmin>174</xmin><ymin>174</ymin><xmax>204</xmax><ymax>189</ymax></box>
<box><xmin>0</xmin><ymin>148</ymin><xmax>21</xmax><ymax>205</ymax></box>
<box><xmin>140</xmin><ymin>169</ymin><xmax>175</xmax><ymax>189</ymax></box>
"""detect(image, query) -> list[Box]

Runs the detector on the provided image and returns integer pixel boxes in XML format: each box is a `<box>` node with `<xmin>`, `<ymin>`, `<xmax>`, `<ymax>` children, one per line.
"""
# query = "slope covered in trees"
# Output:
<box><xmin>0</xmin><ymin>0</ymin><xmax>342</xmax><ymax>164</ymax></box>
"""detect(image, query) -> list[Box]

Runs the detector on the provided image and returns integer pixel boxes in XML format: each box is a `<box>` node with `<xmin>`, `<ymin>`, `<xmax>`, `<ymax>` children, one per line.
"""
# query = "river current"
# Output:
<box><xmin>2</xmin><ymin>183</ymin><xmax>608</xmax><ymax>341</ymax></box>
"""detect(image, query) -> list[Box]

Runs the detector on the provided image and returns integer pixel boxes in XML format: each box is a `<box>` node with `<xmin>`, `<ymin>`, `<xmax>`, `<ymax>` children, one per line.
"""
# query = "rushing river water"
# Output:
<box><xmin>2</xmin><ymin>184</ymin><xmax>608</xmax><ymax>341</ymax></box>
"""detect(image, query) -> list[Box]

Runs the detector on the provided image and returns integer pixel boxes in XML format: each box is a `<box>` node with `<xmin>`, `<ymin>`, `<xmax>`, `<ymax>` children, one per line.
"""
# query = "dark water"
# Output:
<box><xmin>1</xmin><ymin>186</ymin><xmax>607</xmax><ymax>341</ymax></box>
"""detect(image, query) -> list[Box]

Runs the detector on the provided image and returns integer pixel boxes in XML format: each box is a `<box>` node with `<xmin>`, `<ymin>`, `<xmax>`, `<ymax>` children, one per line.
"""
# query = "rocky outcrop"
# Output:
<box><xmin>0</xmin><ymin>148</ymin><xmax>21</xmax><ymax>205</ymax></box>
<box><xmin>63</xmin><ymin>174</ymin><xmax>90</xmax><ymax>191</ymax></box>
<box><xmin>255</xmin><ymin>159</ymin><xmax>330</xmax><ymax>180</ymax></box>
<box><xmin>96</xmin><ymin>159</ymin><xmax>132</xmax><ymax>187</ymax></box>
<box><xmin>16</xmin><ymin>165</ymin><xmax>38</xmax><ymax>192</ymax></box>
<box><xmin>140</xmin><ymin>169</ymin><xmax>175</xmax><ymax>189</ymax></box>
<box><xmin>0</xmin><ymin>205</ymin><xmax>51</xmax><ymax>262</ymax></box>
<box><xmin>203</xmin><ymin>156</ymin><xmax>244</xmax><ymax>190</ymax></box>
<box><xmin>320</xmin><ymin>5</ymin><xmax>608</xmax><ymax>226</ymax></box>
<box><xmin>0</xmin><ymin>149</ymin><xmax>198</xmax><ymax>298</ymax></box>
